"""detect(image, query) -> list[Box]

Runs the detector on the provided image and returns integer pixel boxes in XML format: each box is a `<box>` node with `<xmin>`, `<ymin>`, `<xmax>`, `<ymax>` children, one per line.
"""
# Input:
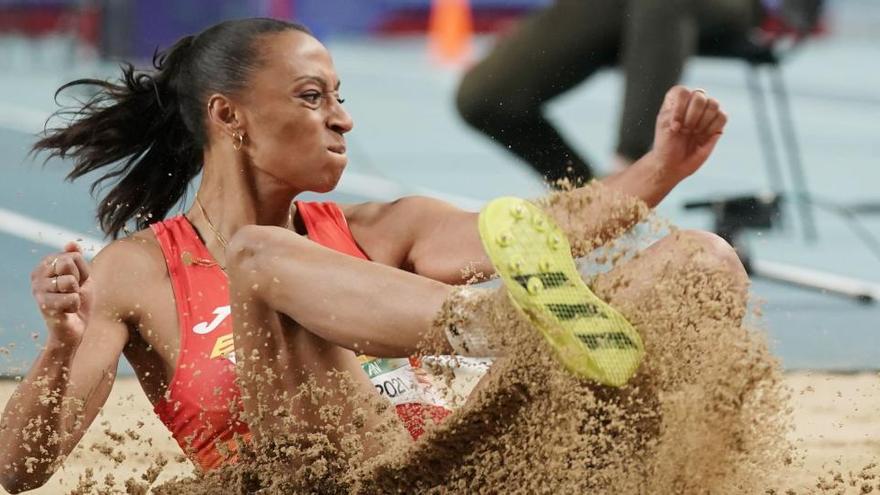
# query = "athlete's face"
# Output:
<box><xmin>236</xmin><ymin>31</ymin><xmax>353</xmax><ymax>193</ymax></box>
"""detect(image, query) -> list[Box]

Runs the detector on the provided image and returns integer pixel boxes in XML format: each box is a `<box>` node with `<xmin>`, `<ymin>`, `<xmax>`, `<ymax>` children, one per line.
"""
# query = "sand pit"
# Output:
<box><xmin>0</xmin><ymin>377</ymin><xmax>190</xmax><ymax>494</ymax></box>
<box><xmin>1</xmin><ymin>371</ymin><xmax>877</xmax><ymax>494</ymax></box>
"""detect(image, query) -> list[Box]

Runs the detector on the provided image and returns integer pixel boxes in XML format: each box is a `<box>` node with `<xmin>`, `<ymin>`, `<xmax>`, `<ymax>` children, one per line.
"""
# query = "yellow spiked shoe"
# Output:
<box><xmin>478</xmin><ymin>197</ymin><xmax>644</xmax><ymax>387</ymax></box>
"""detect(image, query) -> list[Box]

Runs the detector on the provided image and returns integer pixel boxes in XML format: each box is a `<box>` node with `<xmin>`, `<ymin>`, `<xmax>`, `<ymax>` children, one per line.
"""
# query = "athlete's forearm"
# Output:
<box><xmin>539</xmin><ymin>152</ymin><xmax>681</xmax><ymax>257</ymax></box>
<box><xmin>0</xmin><ymin>337</ymin><xmax>82</xmax><ymax>493</ymax></box>
<box><xmin>601</xmin><ymin>150</ymin><xmax>683</xmax><ymax>209</ymax></box>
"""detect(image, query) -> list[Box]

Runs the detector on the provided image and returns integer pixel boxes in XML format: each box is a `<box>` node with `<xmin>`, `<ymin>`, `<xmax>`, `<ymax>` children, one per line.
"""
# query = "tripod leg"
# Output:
<box><xmin>770</xmin><ymin>65</ymin><xmax>819</xmax><ymax>242</ymax></box>
<box><xmin>746</xmin><ymin>64</ymin><xmax>786</xmax><ymax>195</ymax></box>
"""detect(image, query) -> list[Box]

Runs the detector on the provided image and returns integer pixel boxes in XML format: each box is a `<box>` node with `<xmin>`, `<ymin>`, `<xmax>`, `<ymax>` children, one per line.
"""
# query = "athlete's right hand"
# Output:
<box><xmin>30</xmin><ymin>241</ymin><xmax>92</xmax><ymax>346</ymax></box>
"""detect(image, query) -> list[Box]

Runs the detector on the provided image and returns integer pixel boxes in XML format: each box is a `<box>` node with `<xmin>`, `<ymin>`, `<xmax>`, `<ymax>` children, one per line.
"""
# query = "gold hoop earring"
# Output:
<box><xmin>232</xmin><ymin>131</ymin><xmax>244</xmax><ymax>151</ymax></box>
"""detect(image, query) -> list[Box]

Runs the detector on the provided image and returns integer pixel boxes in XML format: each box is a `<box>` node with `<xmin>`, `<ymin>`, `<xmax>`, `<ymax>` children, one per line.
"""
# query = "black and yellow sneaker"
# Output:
<box><xmin>478</xmin><ymin>196</ymin><xmax>644</xmax><ymax>387</ymax></box>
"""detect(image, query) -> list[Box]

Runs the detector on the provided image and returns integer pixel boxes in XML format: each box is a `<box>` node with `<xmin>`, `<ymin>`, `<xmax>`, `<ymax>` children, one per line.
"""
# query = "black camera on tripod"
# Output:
<box><xmin>684</xmin><ymin>193</ymin><xmax>876</xmax><ymax>304</ymax></box>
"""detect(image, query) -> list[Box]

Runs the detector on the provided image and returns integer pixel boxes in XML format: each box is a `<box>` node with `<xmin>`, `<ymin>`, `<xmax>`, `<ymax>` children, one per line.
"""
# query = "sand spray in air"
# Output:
<box><xmin>2</xmin><ymin>182</ymin><xmax>875</xmax><ymax>493</ymax></box>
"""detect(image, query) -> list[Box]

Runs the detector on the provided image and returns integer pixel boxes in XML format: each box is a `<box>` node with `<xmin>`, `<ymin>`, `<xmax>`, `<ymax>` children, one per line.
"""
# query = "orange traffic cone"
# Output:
<box><xmin>428</xmin><ymin>0</ymin><xmax>474</xmax><ymax>66</ymax></box>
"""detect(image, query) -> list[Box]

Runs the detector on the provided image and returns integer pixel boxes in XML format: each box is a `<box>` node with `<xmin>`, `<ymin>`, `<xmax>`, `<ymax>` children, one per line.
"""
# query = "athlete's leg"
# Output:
<box><xmin>227</xmin><ymin>225</ymin><xmax>457</xmax><ymax>357</ymax></box>
<box><xmin>226</xmin><ymin>225</ymin><xmax>463</xmax><ymax>444</ymax></box>
<box><xmin>362</xmin><ymin>228</ymin><xmax>750</xmax><ymax>487</ymax></box>
<box><xmin>593</xmin><ymin>228</ymin><xmax>748</xmax><ymax>322</ymax></box>
<box><xmin>225</xmin><ymin>206</ymin><xmax>748</xmax><ymax>444</ymax></box>
<box><xmin>229</xmin><ymin>289</ymin><xmax>406</xmax><ymax>451</ymax></box>
<box><xmin>583</xmin><ymin>228</ymin><xmax>750</xmax><ymax>452</ymax></box>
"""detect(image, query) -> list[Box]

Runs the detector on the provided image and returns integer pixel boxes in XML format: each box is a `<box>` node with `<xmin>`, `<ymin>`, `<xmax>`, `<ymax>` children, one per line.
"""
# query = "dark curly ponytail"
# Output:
<box><xmin>33</xmin><ymin>18</ymin><xmax>310</xmax><ymax>239</ymax></box>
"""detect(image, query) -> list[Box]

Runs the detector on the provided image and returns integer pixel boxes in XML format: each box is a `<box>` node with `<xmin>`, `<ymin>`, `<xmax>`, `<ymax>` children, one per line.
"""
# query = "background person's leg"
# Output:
<box><xmin>456</xmin><ymin>0</ymin><xmax>625</xmax><ymax>185</ymax></box>
<box><xmin>617</xmin><ymin>0</ymin><xmax>759</xmax><ymax>163</ymax></box>
<box><xmin>617</xmin><ymin>0</ymin><xmax>698</xmax><ymax>163</ymax></box>
<box><xmin>695</xmin><ymin>0</ymin><xmax>761</xmax><ymax>38</ymax></box>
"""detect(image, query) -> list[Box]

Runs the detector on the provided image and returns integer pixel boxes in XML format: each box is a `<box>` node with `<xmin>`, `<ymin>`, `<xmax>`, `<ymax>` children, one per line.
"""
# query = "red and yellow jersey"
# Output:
<box><xmin>150</xmin><ymin>201</ymin><xmax>451</xmax><ymax>470</ymax></box>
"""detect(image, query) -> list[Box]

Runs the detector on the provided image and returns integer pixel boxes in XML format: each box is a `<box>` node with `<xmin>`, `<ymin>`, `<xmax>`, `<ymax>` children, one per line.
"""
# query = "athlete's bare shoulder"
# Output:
<box><xmin>339</xmin><ymin>201</ymin><xmax>385</xmax><ymax>227</ymax></box>
<box><xmin>89</xmin><ymin>227</ymin><xmax>170</xmax><ymax>321</ymax></box>
<box><xmin>96</xmin><ymin>229</ymin><xmax>166</xmax><ymax>276</ymax></box>
<box><xmin>341</xmin><ymin>197</ymin><xmax>484</xmax><ymax>282</ymax></box>
<box><xmin>340</xmin><ymin>197</ymin><xmax>467</xmax><ymax>269</ymax></box>
<box><xmin>341</xmin><ymin>196</ymin><xmax>456</xmax><ymax>229</ymax></box>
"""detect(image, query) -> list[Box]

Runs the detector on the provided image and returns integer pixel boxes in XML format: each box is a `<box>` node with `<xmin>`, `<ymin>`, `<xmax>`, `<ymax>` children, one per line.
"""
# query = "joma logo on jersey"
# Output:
<box><xmin>194</xmin><ymin>306</ymin><xmax>236</xmax><ymax>363</ymax></box>
<box><xmin>193</xmin><ymin>306</ymin><xmax>231</xmax><ymax>334</ymax></box>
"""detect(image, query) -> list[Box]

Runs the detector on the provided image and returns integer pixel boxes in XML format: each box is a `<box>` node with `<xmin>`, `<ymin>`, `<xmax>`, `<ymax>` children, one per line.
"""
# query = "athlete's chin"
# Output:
<box><xmin>313</xmin><ymin>164</ymin><xmax>346</xmax><ymax>193</ymax></box>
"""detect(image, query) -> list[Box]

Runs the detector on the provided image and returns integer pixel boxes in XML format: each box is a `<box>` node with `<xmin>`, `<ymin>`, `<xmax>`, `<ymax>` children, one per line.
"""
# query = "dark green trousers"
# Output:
<box><xmin>456</xmin><ymin>0</ymin><xmax>760</xmax><ymax>184</ymax></box>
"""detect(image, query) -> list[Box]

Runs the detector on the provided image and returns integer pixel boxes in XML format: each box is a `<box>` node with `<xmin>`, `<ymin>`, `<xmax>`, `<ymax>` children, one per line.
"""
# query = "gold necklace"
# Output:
<box><xmin>191</xmin><ymin>197</ymin><xmax>297</xmax><ymax>271</ymax></box>
<box><xmin>195</xmin><ymin>196</ymin><xmax>229</xmax><ymax>248</ymax></box>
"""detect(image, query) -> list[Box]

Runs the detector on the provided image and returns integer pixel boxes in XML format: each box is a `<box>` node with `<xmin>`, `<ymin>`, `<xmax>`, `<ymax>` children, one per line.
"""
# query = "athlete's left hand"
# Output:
<box><xmin>651</xmin><ymin>86</ymin><xmax>727</xmax><ymax>180</ymax></box>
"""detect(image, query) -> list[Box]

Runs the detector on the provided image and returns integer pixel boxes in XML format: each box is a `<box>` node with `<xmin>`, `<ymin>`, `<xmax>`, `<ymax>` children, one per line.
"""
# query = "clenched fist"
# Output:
<box><xmin>652</xmin><ymin>85</ymin><xmax>728</xmax><ymax>180</ymax></box>
<box><xmin>30</xmin><ymin>241</ymin><xmax>92</xmax><ymax>347</ymax></box>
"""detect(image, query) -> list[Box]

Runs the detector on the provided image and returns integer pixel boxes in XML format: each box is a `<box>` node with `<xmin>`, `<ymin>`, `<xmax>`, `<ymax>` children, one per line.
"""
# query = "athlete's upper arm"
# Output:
<box><xmin>345</xmin><ymin>196</ymin><xmax>493</xmax><ymax>284</ymax></box>
<box><xmin>57</xmin><ymin>242</ymin><xmax>134</xmax><ymax>451</ymax></box>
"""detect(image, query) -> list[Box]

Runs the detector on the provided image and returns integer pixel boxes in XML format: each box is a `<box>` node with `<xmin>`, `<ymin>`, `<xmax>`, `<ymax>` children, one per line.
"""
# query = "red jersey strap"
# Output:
<box><xmin>295</xmin><ymin>201</ymin><xmax>369</xmax><ymax>260</ymax></box>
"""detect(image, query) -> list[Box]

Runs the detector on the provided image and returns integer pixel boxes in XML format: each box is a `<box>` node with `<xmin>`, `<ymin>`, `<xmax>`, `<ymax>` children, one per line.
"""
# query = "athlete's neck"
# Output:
<box><xmin>187</xmin><ymin>151</ymin><xmax>301</xmax><ymax>260</ymax></box>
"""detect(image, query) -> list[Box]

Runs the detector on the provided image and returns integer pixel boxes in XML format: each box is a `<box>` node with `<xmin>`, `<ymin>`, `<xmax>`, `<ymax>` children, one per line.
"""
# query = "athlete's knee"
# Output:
<box><xmin>226</xmin><ymin>225</ymin><xmax>276</xmax><ymax>275</ymax></box>
<box><xmin>226</xmin><ymin>226</ymin><xmax>311</xmax><ymax>287</ymax></box>
<box><xmin>669</xmin><ymin>229</ymin><xmax>748</xmax><ymax>289</ymax></box>
<box><xmin>227</xmin><ymin>224</ymin><xmax>262</xmax><ymax>260</ymax></box>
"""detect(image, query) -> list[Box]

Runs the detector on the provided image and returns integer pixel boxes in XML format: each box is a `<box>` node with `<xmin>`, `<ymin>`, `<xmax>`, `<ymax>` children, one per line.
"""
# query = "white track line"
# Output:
<box><xmin>0</xmin><ymin>104</ymin><xmax>48</xmax><ymax>135</ymax></box>
<box><xmin>0</xmin><ymin>207</ymin><xmax>105</xmax><ymax>257</ymax></box>
<box><xmin>752</xmin><ymin>259</ymin><xmax>880</xmax><ymax>302</ymax></box>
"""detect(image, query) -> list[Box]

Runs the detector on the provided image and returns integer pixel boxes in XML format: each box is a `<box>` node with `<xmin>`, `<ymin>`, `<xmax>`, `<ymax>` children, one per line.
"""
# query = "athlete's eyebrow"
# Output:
<box><xmin>293</xmin><ymin>75</ymin><xmax>341</xmax><ymax>90</ymax></box>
